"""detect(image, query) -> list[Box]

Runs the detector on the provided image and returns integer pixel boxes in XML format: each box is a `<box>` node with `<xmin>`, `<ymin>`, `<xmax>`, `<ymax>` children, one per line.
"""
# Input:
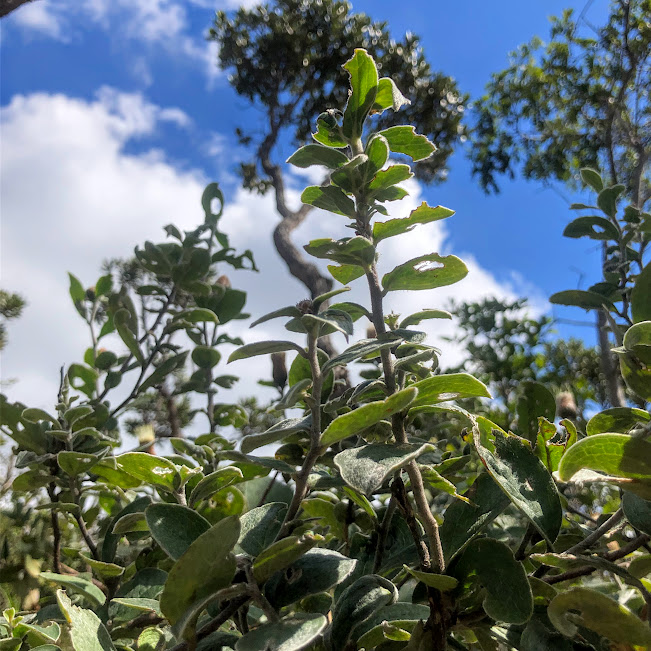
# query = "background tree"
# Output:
<box><xmin>0</xmin><ymin>290</ymin><xmax>25</xmax><ymax>353</ymax></box>
<box><xmin>446</xmin><ymin>297</ymin><xmax>607</xmax><ymax>430</ymax></box>
<box><xmin>211</xmin><ymin>0</ymin><xmax>467</xmax><ymax>299</ymax></box>
<box><xmin>469</xmin><ymin>0</ymin><xmax>651</xmax><ymax>407</ymax></box>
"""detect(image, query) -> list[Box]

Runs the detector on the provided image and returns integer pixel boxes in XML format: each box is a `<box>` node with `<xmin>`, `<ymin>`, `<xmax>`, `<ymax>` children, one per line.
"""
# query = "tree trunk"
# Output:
<box><xmin>597</xmin><ymin>310</ymin><xmax>626</xmax><ymax>407</ymax></box>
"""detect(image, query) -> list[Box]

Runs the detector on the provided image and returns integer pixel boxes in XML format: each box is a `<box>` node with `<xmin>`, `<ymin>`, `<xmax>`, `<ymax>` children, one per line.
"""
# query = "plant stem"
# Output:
<box><xmin>277</xmin><ymin>333</ymin><xmax>324</xmax><ymax>538</ymax></box>
<box><xmin>565</xmin><ymin>507</ymin><xmax>624</xmax><ymax>555</ymax></box>
<box><xmin>47</xmin><ymin>483</ymin><xmax>62</xmax><ymax>574</ymax></box>
<box><xmin>373</xmin><ymin>496</ymin><xmax>397</xmax><ymax>573</ymax></box>
<box><xmin>364</xmin><ymin>265</ymin><xmax>445</xmax><ymax>572</ymax></box>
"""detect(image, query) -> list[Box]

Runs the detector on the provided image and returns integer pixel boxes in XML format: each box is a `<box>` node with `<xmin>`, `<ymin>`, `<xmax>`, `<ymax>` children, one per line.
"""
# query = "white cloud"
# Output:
<box><xmin>1</xmin><ymin>87</ymin><xmax>542</xmax><ymax>432</ymax></box>
<box><xmin>5</xmin><ymin>0</ymin><xmax>232</xmax><ymax>83</ymax></box>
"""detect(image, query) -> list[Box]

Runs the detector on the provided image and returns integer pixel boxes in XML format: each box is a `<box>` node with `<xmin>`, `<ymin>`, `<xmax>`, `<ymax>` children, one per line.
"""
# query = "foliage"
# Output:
<box><xmin>446</xmin><ymin>297</ymin><xmax>607</xmax><ymax>428</ymax></box>
<box><xmin>0</xmin><ymin>50</ymin><xmax>650</xmax><ymax>651</ymax></box>
<box><xmin>210</xmin><ymin>0</ymin><xmax>467</xmax><ymax>299</ymax></box>
<box><xmin>0</xmin><ymin>289</ymin><xmax>25</xmax><ymax>352</ymax></box>
<box><xmin>470</xmin><ymin>0</ymin><xmax>651</xmax><ymax>201</ymax></box>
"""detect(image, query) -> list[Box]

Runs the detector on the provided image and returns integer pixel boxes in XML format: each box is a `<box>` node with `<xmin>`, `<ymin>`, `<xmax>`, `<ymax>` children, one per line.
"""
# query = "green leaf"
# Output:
<box><xmin>159</xmin><ymin>515</ymin><xmax>239</xmax><ymax>626</ymax></box>
<box><xmin>354</xmin><ymin>603</ymin><xmax>430</xmax><ymax>649</ymax></box>
<box><xmin>145</xmin><ymin>503</ymin><xmax>210</xmax><ymax>560</ymax></box>
<box><xmin>382</xmin><ymin>253</ymin><xmax>468</xmax><ymax>292</ymax></box>
<box><xmin>139</xmin><ymin>352</ymin><xmax>187</xmax><ymax>393</ymax></box>
<box><xmin>580</xmin><ymin>168</ymin><xmax>603</xmax><ymax>192</ymax></box>
<box><xmin>57</xmin><ymin>451</ymin><xmax>99</xmax><ymax>476</ymax></box>
<box><xmin>235</xmin><ymin>502</ymin><xmax>288</xmax><ymax>557</ymax></box>
<box><xmin>312</xmin><ymin>110</ymin><xmax>347</xmax><ymax>148</ymax></box>
<box><xmin>334</xmin><ymin>442</ymin><xmax>433</xmax><ymax>495</ymax></box>
<box><xmin>68</xmin><ymin>272</ymin><xmax>85</xmax><ymax>303</ymax></box>
<box><xmin>235</xmin><ymin>614</ymin><xmax>327</xmax><ymax>651</ymax></box>
<box><xmin>454</xmin><ymin>538</ymin><xmax>532</xmax><ymax>624</ymax></box>
<box><xmin>302</xmin><ymin>309</ymin><xmax>354</xmax><ymax>339</ymax></box>
<box><xmin>586</xmin><ymin>407</ymin><xmax>650</xmax><ymax>435</ymax></box>
<box><xmin>78</xmin><ymin>555</ymin><xmax>124</xmax><ymax>579</ymax></box>
<box><xmin>265</xmin><ymin>549</ymin><xmax>357</xmax><ymax>609</ymax></box>
<box><xmin>622</xmin><ymin>491</ymin><xmax>651</xmax><ymax>535</ymax></box>
<box><xmin>109</xmin><ymin>568</ymin><xmax>166</xmax><ymax>623</ymax></box>
<box><xmin>137</xmin><ymin>627</ymin><xmax>166</xmax><ymax>651</ymax></box>
<box><xmin>409</xmin><ymin>373</ymin><xmax>490</xmax><ymax>408</ymax></box>
<box><xmin>116</xmin><ymin>453</ymin><xmax>179</xmax><ymax>492</ymax></box>
<box><xmin>57</xmin><ymin>591</ymin><xmax>116</xmax><ymax>651</ymax></box>
<box><xmin>188</xmin><ymin>466</ymin><xmax>244</xmax><ymax>506</ymax></box>
<box><xmin>252</xmin><ymin>532</ymin><xmax>322</xmax><ymax>585</ymax></box>
<box><xmin>549</xmin><ymin>289</ymin><xmax>613</xmax><ymax>311</ymax></box>
<box><xmin>112</xmin><ymin>512</ymin><xmax>148</xmax><ymax>534</ymax></box>
<box><xmin>41</xmin><ymin>572</ymin><xmax>106</xmax><ymax>607</ymax></box>
<box><xmin>22</xmin><ymin>407</ymin><xmax>58</xmax><ymax>425</ymax></box>
<box><xmin>241</xmin><ymin>415</ymin><xmax>311</xmax><ymax>454</ymax></box>
<box><xmin>342</xmin><ymin>49</ymin><xmax>378</xmax><ymax>140</ymax></box>
<box><xmin>548</xmin><ymin>587</ymin><xmax>651</xmax><ymax>646</ymax></box>
<box><xmin>557</xmin><ymin>433</ymin><xmax>651</xmax><ymax>484</ymax></box>
<box><xmin>563</xmin><ymin>216</ymin><xmax>619</xmax><ymax>240</ymax></box>
<box><xmin>629</xmin><ymin>555</ymin><xmax>651</xmax><ymax>578</ymax></box>
<box><xmin>402</xmin><ymin>566</ymin><xmax>458</xmax><ymax>591</ymax></box>
<box><xmin>378</xmin><ymin>125</ymin><xmax>436</xmax><ymax>161</ymax></box>
<box><xmin>329</xmin><ymin>575</ymin><xmax>397</xmax><ymax>649</ymax></box>
<box><xmin>417</xmin><ymin>464</ymin><xmax>471</xmax><ymax>504</ymax></box>
<box><xmin>473</xmin><ymin>419</ymin><xmax>562</xmax><ymax>544</ymax></box>
<box><xmin>250</xmin><ymin>305</ymin><xmax>302</xmax><ymax>329</ymax></box>
<box><xmin>597</xmin><ymin>184</ymin><xmax>625</xmax><ymax>218</ymax></box>
<box><xmin>228</xmin><ymin>340</ymin><xmax>306</xmax><ymax>364</ymax></box>
<box><xmin>110</xmin><ymin>598</ymin><xmax>161</xmax><ymax>615</ymax></box>
<box><xmin>328</xmin><ymin>264</ymin><xmax>365</xmax><ymax>285</ymax></box>
<box><xmin>321</xmin><ymin>387</ymin><xmax>418</xmax><ymax>446</ymax></box>
<box><xmin>368</xmin><ymin>164</ymin><xmax>413</xmax><ymax>191</ymax></box>
<box><xmin>201</xmin><ymin>182</ymin><xmax>224</xmax><ymax>221</ymax></box>
<box><xmin>191</xmin><ymin>345</ymin><xmax>221</xmax><ymax>369</ymax></box>
<box><xmin>175</xmin><ymin>308</ymin><xmax>219</xmax><ymax>325</ymax></box>
<box><xmin>287</xmin><ymin>144</ymin><xmax>349</xmax><ymax>169</ymax></box>
<box><xmin>363</xmin><ymin>134</ymin><xmax>390</xmax><ymax>177</ymax></box>
<box><xmin>439</xmin><ymin>473</ymin><xmax>510</xmax><ymax>562</ymax></box>
<box><xmin>372</xmin><ymin>77</ymin><xmax>410</xmax><ymax>114</ymax></box>
<box><xmin>632</xmin><ymin>262</ymin><xmax>651</xmax><ymax>323</ymax></box>
<box><xmin>301</xmin><ymin>185</ymin><xmax>356</xmax><ymax>218</ymax></box>
<box><xmin>373</xmin><ymin>202</ymin><xmax>454</xmax><ymax>243</ymax></box>
<box><xmin>101</xmin><ymin>496</ymin><xmax>151</xmax><ymax>562</ymax></box>
<box><xmin>321</xmin><ymin>337</ymin><xmax>397</xmax><ymax>374</ymax></box>
<box><xmin>622</xmin><ymin>319</ymin><xmax>651</xmax><ymax>365</ymax></box>
<box><xmin>113</xmin><ymin>308</ymin><xmax>143</xmax><ymax>363</ymax></box>
<box><xmin>399</xmin><ymin>309</ymin><xmax>452</xmax><ymax>328</ymax></box>
<box><xmin>516</xmin><ymin>381</ymin><xmax>556</xmax><ymax>445</ymax></box>
<box><xmin>304</xmin><ymin>236</ymin><xmax>375</xmax><ymax>268</ymax></box>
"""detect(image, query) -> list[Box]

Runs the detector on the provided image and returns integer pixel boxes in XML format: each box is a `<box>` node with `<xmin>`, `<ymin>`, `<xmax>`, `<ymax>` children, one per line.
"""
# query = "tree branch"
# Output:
<box><xmin>0</xmin><ymin>0</ymin><xmax>38</xmax><ymax>18</ymax></box>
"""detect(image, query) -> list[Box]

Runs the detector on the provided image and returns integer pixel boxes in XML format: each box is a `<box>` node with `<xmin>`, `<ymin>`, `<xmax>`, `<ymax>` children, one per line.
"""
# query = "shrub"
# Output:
<box><xmin>1</xmin><ymin>50</ymin><xmax>650</xmax><ymax>651</ymax></box>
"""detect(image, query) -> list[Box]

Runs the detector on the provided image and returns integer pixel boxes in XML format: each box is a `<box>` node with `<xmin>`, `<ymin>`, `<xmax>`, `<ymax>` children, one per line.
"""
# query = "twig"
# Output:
<box><xmin>565</xmin><ymin>507</ymin><xmax>624</xmax><ymax>555</ymax></box>
<box><xmin>373</xmin><ymin>496</ymin><xmax>397</xmax><ymax>573</ymax></box>
<box><xmin>169</xmin><ymin>595</ymin><xmax>250</xmax><ymax>651</ymax></box>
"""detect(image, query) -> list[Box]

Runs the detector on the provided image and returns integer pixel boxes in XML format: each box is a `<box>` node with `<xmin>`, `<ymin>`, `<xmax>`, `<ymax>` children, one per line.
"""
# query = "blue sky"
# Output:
<box><xmin>1</xmin><ymin>0</ymin><xmax>611</xmax><ymax>409</ymax></box>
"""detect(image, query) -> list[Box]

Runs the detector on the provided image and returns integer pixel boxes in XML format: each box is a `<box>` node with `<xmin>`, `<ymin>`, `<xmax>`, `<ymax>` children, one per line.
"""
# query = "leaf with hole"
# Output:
<box><xmin>116</xmin><ymin>453</ymin><xmax>179</xmax><ymax>492</ymax></box>
<box><xmin>474</xmin><ymin>418</ymin><xmax>562</xmax><ymax>544</ymax></box>
<box><xmin>265</xmin><ymin>549</ymin><xmax>357</xmax><ymax>609</ymax></box>
<box><xmin>382</xmin><ymin>253</ymin><xmax>467</xmax><ymax>292</ymax></box>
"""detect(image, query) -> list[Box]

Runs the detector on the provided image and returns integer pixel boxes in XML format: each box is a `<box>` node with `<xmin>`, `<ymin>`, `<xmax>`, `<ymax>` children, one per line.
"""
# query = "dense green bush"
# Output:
<box><xmin>1</xmin><ymin>49</ymin><xmax>650</xmax><ymax>651</ymax></box>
